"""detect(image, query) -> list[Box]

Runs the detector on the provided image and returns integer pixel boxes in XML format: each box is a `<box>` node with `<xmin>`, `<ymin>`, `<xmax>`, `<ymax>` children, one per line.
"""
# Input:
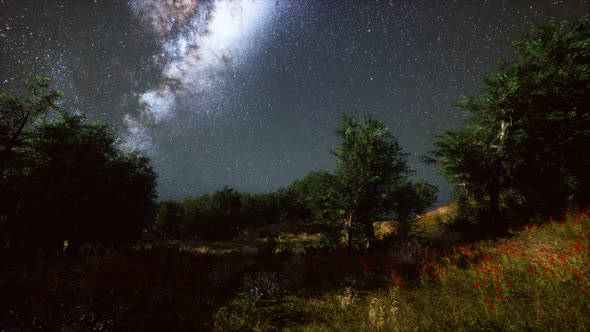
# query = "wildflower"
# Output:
<box><xmin>489</xmin><ymin>305</ymin><xmax>495</xmax><ymax>310</ymax></box>
<box><xmin>484</xmin><ymin>297</ymin><xmax>490</xmax><ymax>302</ymax></box>
<box><xmin>474</xmin><ymin>283</ymin><xmax>479</xmax><ymax>289</ymax></box>
<box><xmin>496</xmin><ymin>286</ymin><xmax>501</xmax><ymax>291</ymax></box>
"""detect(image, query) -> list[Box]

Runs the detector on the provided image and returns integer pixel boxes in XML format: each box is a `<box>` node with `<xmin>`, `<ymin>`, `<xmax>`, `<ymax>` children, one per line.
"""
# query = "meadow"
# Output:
<box><xmin>2</xmin><ymin>207</ymin><xmax>588</xmax><ymax>331</ymax></box>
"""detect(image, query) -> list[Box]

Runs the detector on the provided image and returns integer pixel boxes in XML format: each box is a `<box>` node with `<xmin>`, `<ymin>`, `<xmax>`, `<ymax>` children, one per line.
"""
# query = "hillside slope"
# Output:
<box><xmin>215</xmin><ymin>208</ymin><xmax>590</xmax><ymax>331</ymax></box>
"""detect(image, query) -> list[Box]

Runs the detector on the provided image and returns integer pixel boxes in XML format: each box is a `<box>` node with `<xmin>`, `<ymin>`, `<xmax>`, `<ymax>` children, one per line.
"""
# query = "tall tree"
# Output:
<box><xmin>1</xmin><ymin>79</ymin><xmax>157</xmax><ymax>253</ymax></box>
<box><xmin>16</xmin><ymin>113</ymin><xmax>157</xmax><ymax>250</ymax></box>
<box><xmin>332</xmin><ymin>114</ymin><xmax>411</xmax><ymax>251</ymax></box>
<box><xmin>433</xmin><ymin>105</ymin><xmax>506</xmax><ymax>230</ymax></box>
<box><xmin>499</xmin><ymin>15</ymin><xmax>590</xmax><ymax>213</ymax></box>
<box><xmin>434</xmin><ymin>15</ymin><xmax>590</xmax><ymax>229</ymax></box>
<box><xmin>0</xmin><ymin>76</ymin><xmax>61</xmax><ymax>180</ymax></box>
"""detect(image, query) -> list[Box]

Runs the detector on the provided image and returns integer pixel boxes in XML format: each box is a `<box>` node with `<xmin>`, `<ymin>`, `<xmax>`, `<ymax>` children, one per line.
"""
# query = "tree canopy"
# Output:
<box><xmin>433</xmin><ymin>16</ymin><xmax>590</xmax><ymax>230</ymax></box>
<box><xmin>0</xmin><ymin>76</ymin><xmax>62</xmax><ymax>179</ymax></box>
<box><xmin>333</xmin><ymin>114</ymin><xmax>436</xmax><ymax>250</ymax></box>
<box><xmin>0</xmin><ymin>78</ymin><xmax>157</xmax><ymax>255</ymax></box>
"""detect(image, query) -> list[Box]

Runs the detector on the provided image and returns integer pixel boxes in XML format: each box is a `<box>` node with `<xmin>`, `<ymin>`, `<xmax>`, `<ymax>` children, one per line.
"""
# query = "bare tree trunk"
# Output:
<box><xmin>347</xmin><ymin>213</ymin><xmax>353</xmax><ymax>255</ymax></box>
<box><xmin>489</xmin><ymin>175</ymin><xmax>504</xmax><ymax>233</ymax></box>
<box><xmin>0</xmin><ymin>112</ymin><xmax>30</xmax><ymax>183</ymax></box>
<box><xmin>364</xmin><ymin>219</ymin><xmax>375</xmax><ymax>251</ymax></box>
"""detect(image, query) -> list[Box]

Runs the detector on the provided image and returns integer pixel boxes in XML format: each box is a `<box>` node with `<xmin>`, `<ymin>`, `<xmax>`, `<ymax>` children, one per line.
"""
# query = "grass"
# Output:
<box><xmin>1</xmin><ymin>208</ymin><xmax>588</xmax><ymax>331</ymax></box>
<box><xmin>213</xmin><ymin>207</ymin><xmax>590</xmax><ymax>331</ymax></box>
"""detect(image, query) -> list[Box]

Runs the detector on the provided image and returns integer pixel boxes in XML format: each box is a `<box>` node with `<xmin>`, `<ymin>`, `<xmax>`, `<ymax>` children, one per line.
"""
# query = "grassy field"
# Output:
<box><xmin>213</xmin><ymin>208</ymin><xmax>590</xmax><ymax>331</ymax></box>
<box><xmin>1</xmin><ymin>208</ymin><xmax>589</xmax><ymax>331</ymax></box>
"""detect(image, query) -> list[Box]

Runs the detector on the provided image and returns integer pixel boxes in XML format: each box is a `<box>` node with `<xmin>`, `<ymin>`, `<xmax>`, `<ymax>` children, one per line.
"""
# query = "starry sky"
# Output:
<box><xmin>1</xmin><ymin>0</ymin><xmax>588</xmax><ymax>203</ymax></box>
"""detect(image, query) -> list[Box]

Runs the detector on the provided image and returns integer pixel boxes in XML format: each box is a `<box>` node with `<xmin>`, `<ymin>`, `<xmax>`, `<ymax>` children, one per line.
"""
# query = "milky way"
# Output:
<box><xmin>1</xmin><ymin>0</ymin><xmax>588</xmax><ymax>202</ymax></box>
<box><xmin>125</xmin><ymin>0</ymin><xmax>279</xmax><ymax>152</ymax></box>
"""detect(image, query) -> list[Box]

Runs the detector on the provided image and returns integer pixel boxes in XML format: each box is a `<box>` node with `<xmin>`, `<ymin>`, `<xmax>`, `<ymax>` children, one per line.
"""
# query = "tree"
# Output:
<box><xmin>0</xmin><ymin>76</ymin><xmax>62</xmax><ymax>179</ymax></box>
<box><xmin>154</xmin><ymin>201</ymin><xmax>185</xmax><ymax>238</ymax></box>
<box><xmin>211</xmin><ymin>186</ymin><xmax>241</xmax><ymax>237</ymax></box>
<box><xmin>168</xmin><ymin>187</ymin><xmax>243</xmax><ymax>240</ymax></box>
<box><xmin>286</xmin><ymin>171</ymin><xmax>342</xmax><ymax>222</ymax></box>
<box><xmin>433</xmin><ymin>16</ymin><xmax>590</xmax><ymax>229</ymax></box>
<box><xmin>332</xmin><ymin>114</ymin><xmax>412</xmax><ymax>251</ymax></box>
<box><xmin>285</xmin><ymin>171</ymin><xmax>344</xmax><ymax>246</ymax></box>
<box><xmin>499</xmin><ymin>16</ymin><xmax>590</xmax><ymax>214</ymax></box>
<box><xmin>1</xmin><ymin>79</ymin><xmax>157</xmax><ymax>254</ymax></box>
<box><xmin>433</xmin><ymin>107</ymin><xmax>506</xmax><ymax>230</ymax></box>
<box><xmin>17</xmin><ymin>113</ymin><xmax>157</xmax><ymax>250</ymax></box>
<box><xmin>240</xmin><ymin>192</ymin><xmax>283</xmax><ymax>228</ymax></box>
<box><xmin>387</xmin><ymin>179</ymin><xmax>438</xmax><ymax>236</ymax></box>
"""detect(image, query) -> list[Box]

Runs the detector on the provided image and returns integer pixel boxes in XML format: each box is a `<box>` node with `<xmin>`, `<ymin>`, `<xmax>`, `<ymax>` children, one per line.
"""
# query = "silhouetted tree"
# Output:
<box><xmin>433</xmin><ymin>16</ymin><xmax>590</xmax><ymax>229</ymax></box>
<box><xmin>166</xmin><ymin>187</ymin><xmax>243</xmax><ymax>240</ymax></box>
<box><xmin>211</xmin><ymin>186</ymin><xmax>241</xmax><ymax>236</ymax></box>
<box><xmin>155</xmin><ymin>201</ymin><xmax>185</xmax><ymax>238</ymax></box>
<box><xmin>0</xmin><ymin>76</ymin><xmax>61</xmax><ymax>179</ymax></box>
<box><xmin>285</xmin><ymin>171</ymin><xmax>344</xmax><ymax>245</ymax></box>
<box><xmin>433</xmin><ymin>108</ymin><xmax>506</xmax><ymax>230</ymax></box>
<box><xmin>240</xmin><ymin>192</ymin><xmax>283</xmax><ymax>227</ymax></box>
<box><xmin>286</xmin><ymin>171</ymin><xmax>342</xmax><ymax>222</ymax></box>
<box><xmin>19</xmin><ymin>113</ymin><xmax>157</xmax><ymax>250</ymax></box>
<box><xmin>1</xmin><ymin>79</ymin><xmax>157</xmax><ymax>254</ymax></box>
<box><xmin>387</xmin><ymin>179</ymin><xmax>438</xmax><ymax>236</ymax></box>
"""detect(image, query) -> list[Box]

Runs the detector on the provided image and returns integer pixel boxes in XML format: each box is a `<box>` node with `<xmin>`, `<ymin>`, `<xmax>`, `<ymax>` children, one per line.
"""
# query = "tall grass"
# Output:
<box><xmin>214</xmin><ymin>208</ymin><xmax>590</xmax><ymax>331</ymax></box>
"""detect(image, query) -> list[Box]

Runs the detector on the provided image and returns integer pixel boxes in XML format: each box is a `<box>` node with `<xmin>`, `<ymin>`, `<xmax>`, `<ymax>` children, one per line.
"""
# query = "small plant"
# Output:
<box><xmin>336</xmin><ymin>286</ymin><xmax>356</xmax><ymax>309</ymax></box>
<box><xmin>242</xmin><ymin>272</ymin><xmax>285</xmax><ymax>302</ymax></box>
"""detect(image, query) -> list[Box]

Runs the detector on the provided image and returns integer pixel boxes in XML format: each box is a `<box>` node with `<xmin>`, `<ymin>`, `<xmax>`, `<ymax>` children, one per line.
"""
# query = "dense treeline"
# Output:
<box><xmin>155</xmin><ymin>168</ymin><xmax>437</xmax><ymax>248</ymax></box>
<box><xmin>153</xmin><ymin>115</ymin><xmax>438</xmax><ymax>250</ymax></box>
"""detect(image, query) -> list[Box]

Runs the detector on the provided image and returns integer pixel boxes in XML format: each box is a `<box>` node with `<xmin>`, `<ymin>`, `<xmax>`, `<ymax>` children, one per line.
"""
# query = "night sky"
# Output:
<box><xmin>1</xmin><ymin>0</ymin><xmax>588</xmax><ymax>203</ymax></box>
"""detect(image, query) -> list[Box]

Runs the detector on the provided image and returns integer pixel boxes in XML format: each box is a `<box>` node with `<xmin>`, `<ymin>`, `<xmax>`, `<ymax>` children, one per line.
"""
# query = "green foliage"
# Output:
<box><xmin>285</xmin><ymin>171</ymin><xmax>344</xmax><ymax>246</ymax></box>
<box><xmin>0</xmin><ymin>76</ymin><xmax>62</xmax><ymax>177</ymax></box>
<box><xmin>240</xmin><ymin>191</ymin><xmax>283</xmax><ymax>227</ymax></box>
<box><xmin>1</xmin><ymin>78</ymin><xmax>157</xmax><ymax>254</ymax></box>
<box><xmin>155</xmin><ymin>200</ymin><xmax>185</xmax><ymax>237</ymax></box>
<box><xmin>434</xmin><ymin>16</ymin><xmax>590</xmax><ymax>229</ymax></box>
<box><xmin>214</xmin><ymin>209</ymin><xmax>590</xmax><ymax>331</ymax></box>
<box><xmin>156</xmin><ymin>186</ymin><xmax>257</xmax><ymax>240</ymax></box>
<box><xmin>388</xmin><ymin>179</ymin><xmax>439</xmax><ymax>235</ymax></box>
<box><xmin>155</xmin><ymin>113</ymin><xmax>437</xmax><ymax>248</ymax></box>
<box><xmin>286</xmin><ymin>171</ymin><xmax>341</xmax><ymax>221</ymax></box>
<box><xmin>332</xmin><ymin>113</ymin><xmax>436</xmax><ymax>249</ymax></box>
